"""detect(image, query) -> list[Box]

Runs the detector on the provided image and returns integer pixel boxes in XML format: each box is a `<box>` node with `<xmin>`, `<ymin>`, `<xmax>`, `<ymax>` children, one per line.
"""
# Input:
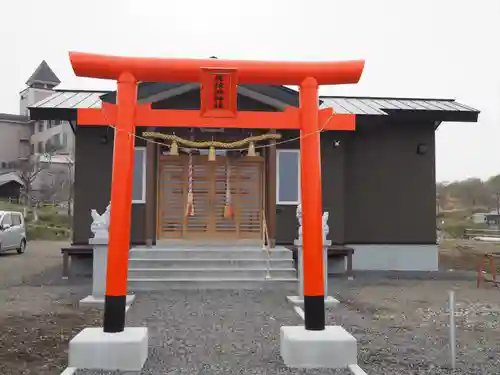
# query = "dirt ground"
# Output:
<box><xmin>0</xmin><ymin>241</ymin><xmax>101</xmax><ymax>375</ymax></box>
<box><xmin>439</xmin><ymin>239</ymin><xmax>500</xmax><ymax>272</ymax></box>
<box><xmin>1</xmin><ymin>239</ymin><xmax>500</xmax><ymax>374</ymax></box>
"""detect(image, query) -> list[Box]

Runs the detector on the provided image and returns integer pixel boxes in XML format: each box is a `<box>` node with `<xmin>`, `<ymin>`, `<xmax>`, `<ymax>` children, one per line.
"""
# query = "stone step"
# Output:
<box><xmin>128</xmin><ymin>258</ymin><xmax>294</xmax><ymax>269</ymax></box>
<box><xmin>152</xmin><ymin>240</ymin><xmax>262</xmax><ymax>247</ymax></box>
<box><xmin>127</xmin><ymin>278</ymin><xmax>297</xmax><ymax>291</ymax></box>
<box><xmin>129</xmin><ymin>248</ymin><xmax>292</xmax><ymax>260</ymax></box>
<box><xmin>128</xmin><ymin>268</ymin><xmax>297</xmax><ymax>279</ymax></box>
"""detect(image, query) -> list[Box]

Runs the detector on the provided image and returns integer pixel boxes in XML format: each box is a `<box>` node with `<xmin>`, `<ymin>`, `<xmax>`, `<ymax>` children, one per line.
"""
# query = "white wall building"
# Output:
<box><xmin>20</xmin><ymin>61</ymin><xmax>75</xmax><ymax>159</ymax></box>
<box><xmin>0</xmin><ymin>61</ymin><xmax>75</xmax><ymax>202</ymax></box>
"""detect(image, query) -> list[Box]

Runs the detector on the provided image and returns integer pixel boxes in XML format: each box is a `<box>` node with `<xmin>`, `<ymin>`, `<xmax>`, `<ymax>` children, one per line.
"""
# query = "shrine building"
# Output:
<box><xmin>29</xmin><ymin>82</ymin><xmax>479</xmax><ymax>271</ymax></box>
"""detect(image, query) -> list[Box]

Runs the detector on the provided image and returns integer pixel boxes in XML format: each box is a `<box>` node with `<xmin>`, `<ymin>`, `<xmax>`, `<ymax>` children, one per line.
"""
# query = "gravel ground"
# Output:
<box><xmin>77</xmin><ymin>278</ymin><xmax>500</xmax><ymax>375</ymax></box>
<box><xmin>329</xmin><ymin>278</ymin><xmax>500</xmax><ymax>374</ymax></box>
<box><xmin>0</xmin><ymin>241</ymin><xmax>102</xmax><ymax>375</ymax></box>
<box><xmin>3</xmin><ymin>241</ymin><xmax>500</xmax><ymax>374</ymax></box>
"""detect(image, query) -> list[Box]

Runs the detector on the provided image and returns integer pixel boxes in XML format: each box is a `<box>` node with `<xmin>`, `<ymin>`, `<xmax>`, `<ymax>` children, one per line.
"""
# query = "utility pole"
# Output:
<box><xmin>495</xmin><ymin>192</ymin><xmax>500</xmax><ymax>229</ymax></box>
<box><xmin>496</xmin><ymin>192</ymin><xmax>500</xmax><ymax>215</ymax></box>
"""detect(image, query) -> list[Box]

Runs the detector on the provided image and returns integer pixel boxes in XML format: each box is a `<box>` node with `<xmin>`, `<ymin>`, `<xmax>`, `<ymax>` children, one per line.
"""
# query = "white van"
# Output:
<box><xmin>0</xmin><ymin>211</ymin><xmax>27</xmax><ymax>254</ymax></box>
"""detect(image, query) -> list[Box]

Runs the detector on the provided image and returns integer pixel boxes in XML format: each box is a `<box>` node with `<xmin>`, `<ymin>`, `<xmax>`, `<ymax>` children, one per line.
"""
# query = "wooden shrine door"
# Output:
<box><xmin>157</xmin><ymin>154</ymin><xmax>264</xmax><ymax>240</ymax></box>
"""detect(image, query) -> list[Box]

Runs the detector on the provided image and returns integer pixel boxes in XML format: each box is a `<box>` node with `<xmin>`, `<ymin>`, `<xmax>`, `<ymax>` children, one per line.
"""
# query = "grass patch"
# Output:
<box><xmin>27</xmin><ymin>225</ymin><xmax>71</xmax><ymax>241</ymax></box>
<box><xmin>1</xmin><ymin>200</ymin><xmax>72</xmax><ymax>241</ymax></box>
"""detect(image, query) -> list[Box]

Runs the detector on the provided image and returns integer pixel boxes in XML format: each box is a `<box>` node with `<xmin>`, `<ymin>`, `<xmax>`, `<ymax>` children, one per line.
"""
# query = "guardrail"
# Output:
<box><xmin>465</xmin><ymin>228</ymin><xmax>500</xmax><ymax>239</ymax></box>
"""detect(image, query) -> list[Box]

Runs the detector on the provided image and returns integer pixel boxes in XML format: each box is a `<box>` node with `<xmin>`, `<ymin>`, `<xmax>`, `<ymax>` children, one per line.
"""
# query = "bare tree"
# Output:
<box><xmin>14</xmin><ymin>143</ymin><xmax>66</xmax><ymax>221</ymax></box>
<box><xmin>46</xmin><ymin>154</ymin><xmax>74</xmax><ymax>216</ymax></box>
<box><xmin>15</xmin><ymin>154</ymin><xmax>48</xmax><ymax>221</ymax></box>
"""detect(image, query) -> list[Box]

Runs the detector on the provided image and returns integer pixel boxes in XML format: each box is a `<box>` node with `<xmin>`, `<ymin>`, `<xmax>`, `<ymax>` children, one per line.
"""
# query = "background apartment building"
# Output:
<box><xmin>20</xmin><ymin>60</ymin><xmax>75</xmax><ymax>158</ymax></box>
<box><xmin>0</xmin><ymin>61</ymin><xmax>75</xmax><ymax>203</ymax></box>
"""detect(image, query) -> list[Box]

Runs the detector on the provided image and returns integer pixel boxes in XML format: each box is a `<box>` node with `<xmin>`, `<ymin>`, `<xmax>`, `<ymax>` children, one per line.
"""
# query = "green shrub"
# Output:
<box><xmin>442</xmin><ymin>223</ymin><xmax>468</xmax><ymax>239</ymax></box>
<box><xmin>37</xmin><ymin>211</ymin><xmax>72</xmax><ymax>228</ymax></box>
<box><xmin>27</xmin><ymin>224</ymin><xmax>71</xmax><ymax>241</ymax></box>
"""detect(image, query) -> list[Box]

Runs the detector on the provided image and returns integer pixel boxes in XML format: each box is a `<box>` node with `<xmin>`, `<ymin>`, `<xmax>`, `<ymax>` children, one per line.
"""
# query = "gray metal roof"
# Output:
<box><xmin>32</xmin><ymin>89</ymin><xmax>479</xmax><ymax>117</ymax></box>
<box><xmin>30</xmin><ymin>90</ymin><xmax>107</xmax><ymax>110</ymax></box>
<box><xmin>25</xmin><ymin>60</ymin><xmax>61</xmax><ymax>86</ymax></box>
<box><xmin>0</xmin><ymin>172</ymin><xmax>23</xmax><ymax>187</ymax></box>
<box><xmin>0</xmin><ymin>113</ymin><xmax>31</xmax><ymax>123</ymax></box>
<box><xmin>319</xmin><ymin>96</ymin><xmax>479</xmax><ymax>115</ymax></box>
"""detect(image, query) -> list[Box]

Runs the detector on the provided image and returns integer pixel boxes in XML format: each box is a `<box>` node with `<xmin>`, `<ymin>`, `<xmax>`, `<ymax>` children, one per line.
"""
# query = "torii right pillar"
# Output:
<box><xmin>299</xmin><ymin>77</ymin><xmax>325</xmax><ymax>330</ymax></box>
<box><xmin>280</xmin><ymin>77</ymin><xmax>359</xmax><ymax>369</ymax></box>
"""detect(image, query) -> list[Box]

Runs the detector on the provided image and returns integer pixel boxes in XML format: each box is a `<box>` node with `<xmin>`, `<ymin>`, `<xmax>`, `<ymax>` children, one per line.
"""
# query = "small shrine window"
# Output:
<box><xmin>276</xmin><ymin>149</ymin><xmax>300</xmax><ymax>205</ymax></box>
<box><xmin>132</xmin><ymin>147</ymin><xmax>146</xmax><ymax>203</ymax></box>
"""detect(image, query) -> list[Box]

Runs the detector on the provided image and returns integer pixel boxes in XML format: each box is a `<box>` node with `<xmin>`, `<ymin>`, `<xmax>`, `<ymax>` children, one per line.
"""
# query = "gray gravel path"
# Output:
<box><xmin>0</xmin><ymin>240</ymin><xmax>103</xmax><ymax>375</ymax></box>
<box><xmin>76</xmin><ymin>279</ymin><xmax>500</xmax><ymax>375</ymax></box>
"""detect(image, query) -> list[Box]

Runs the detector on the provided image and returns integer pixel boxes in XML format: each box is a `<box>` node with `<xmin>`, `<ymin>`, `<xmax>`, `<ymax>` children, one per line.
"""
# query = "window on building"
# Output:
<box><xmin>54</xmin><ymin>119</ymin><xmax>61</xmax><ymax>126</ymax></box>
<box><xmin>30</xmin><ymin>144</ymin><xmax>34</xmax><ymax>154</ymax></box>
<box><xmin>38</xmin><ymin>122</ymin><xmax>44</xmax><ymax>132</ymax></box>
<box><xmin>1</xmin><ymin>213</ymin><xmax>12</xmax><ymax>227</ymax></box>
<box><xmin>62</xmin><ymin>132</ymin><xmax>68</xmax><ymax>147</ymax></box>
<box><xmin>52</xmin><ymin>133</ymin><xmax>61</xmax><ymax>147</ymax></box>
<box><xmin>132</xmin><ymin>147</ymin><xmax>146</xmax><ymax>203</ymax></box>
<box><xmin>276</xmin><ymin>150</ymin><xmax>300</xmax><ymax>205</ymax></box>
<box><xmin>0</xmin><ymin>162</ymin><xmax>6</xmax><ymax>169</ymax></box>
<box><xmin>11</xmin><ymin>214</ymin><xmax>21</xmax><ymax>226</ymax></box>
<box><xmin>45</xmin><ymin>140</ymin><xmax>53</xmax><ymax>153</ymax></box>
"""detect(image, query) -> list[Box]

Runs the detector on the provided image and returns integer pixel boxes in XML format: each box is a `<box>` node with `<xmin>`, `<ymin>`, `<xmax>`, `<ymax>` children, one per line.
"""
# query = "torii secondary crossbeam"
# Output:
<box><xmin>69</xmin><ymin>52</ymin><xmax>364</xmax><ymax>333</ymax></box>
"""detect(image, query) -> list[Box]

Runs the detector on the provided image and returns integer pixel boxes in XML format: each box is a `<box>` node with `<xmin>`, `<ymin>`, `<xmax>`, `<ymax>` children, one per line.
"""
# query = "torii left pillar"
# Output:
<box><xmin>68</xmin><ymin>72</ymin><xmax>148</xmax><ymax>371</ymax></box>
<box><xmin>103</xmin><ymin>72</ymin><xmax>137</xmax><ymax>332</ymax></box>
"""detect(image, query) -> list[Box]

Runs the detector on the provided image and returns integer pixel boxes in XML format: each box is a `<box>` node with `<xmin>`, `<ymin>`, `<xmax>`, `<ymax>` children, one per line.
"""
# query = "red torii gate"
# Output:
<box><xmin>69</xmin><ymin>52</ymin><xmax>364</xmax><ymax>333</ymax></box>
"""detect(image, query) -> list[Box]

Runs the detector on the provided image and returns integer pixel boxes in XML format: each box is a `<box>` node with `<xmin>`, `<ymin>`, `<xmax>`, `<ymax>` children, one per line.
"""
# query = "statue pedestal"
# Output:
<box><xmin>287</xmin><ymin>239</ymin><xmax>339</xmax><ymax>308</ymax></box>
<box><xmin>79</xmin><ymin>236</ymin><xmax>135</xmax><ymax>309</ymax></box>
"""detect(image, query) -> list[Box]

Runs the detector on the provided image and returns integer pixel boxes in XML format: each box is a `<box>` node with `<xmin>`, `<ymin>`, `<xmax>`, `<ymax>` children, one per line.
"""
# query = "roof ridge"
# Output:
<box><xmin>320</xmin><ymin>95</ymin><xmax>457</xmax><ymax>102</ymax></box>
<box><xmin>54</xmin><ymin>89</ymin><xmax>111</xmax><ymax>93</ymax></box>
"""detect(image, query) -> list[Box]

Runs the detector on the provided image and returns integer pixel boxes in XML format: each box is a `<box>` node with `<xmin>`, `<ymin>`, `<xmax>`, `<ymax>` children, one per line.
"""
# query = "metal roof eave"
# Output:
<box><xmin>27</xmin><ymin>87</ymin><xmax>480</xmax><ymax>125</ymax></box>
<box><xmin>378</xmin><ymin>108</ymin><xmax>479</xmax><ymax>123</ymax></box>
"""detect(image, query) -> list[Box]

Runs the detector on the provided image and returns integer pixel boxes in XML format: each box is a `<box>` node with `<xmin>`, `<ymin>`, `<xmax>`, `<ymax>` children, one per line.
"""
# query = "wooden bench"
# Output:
<box><xmin>286</xmin><ymin>245</ymin><xmax>354</xmax><ymax>278</ymax></box>
<box><xmin>61</xmin><ymin>245</ymin><xmax>93</xmax><ymax>278</ymax></box>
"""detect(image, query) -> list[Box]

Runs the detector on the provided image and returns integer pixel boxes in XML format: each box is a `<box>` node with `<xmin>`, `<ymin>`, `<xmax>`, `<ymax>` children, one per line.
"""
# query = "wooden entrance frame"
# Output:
<box><xmin>156</xmin><ymin>153</ymin><xmax>265</xmax><ymax>240</ymax></box>
<box><xmin>69</xmin><ymin>52</ymin><xmax>364</xmax><ymax>333</ymax></box>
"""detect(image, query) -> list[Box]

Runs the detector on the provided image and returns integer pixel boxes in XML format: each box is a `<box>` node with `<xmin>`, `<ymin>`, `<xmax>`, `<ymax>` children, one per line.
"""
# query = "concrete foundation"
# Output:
<box><xmin>286</xmin><ymin>295</ymin><xmax>339</xmax><ymax>307</ymax></box>
<box><xmin>349</xmin><ymin>244</ymin><xmax>438</xmax><ymax>271</ymax></box>
<box><xmin>69</xmin><ymin>327</ymin><xmax>148</xmax><ymax>371</ymax></box>
<box><xmin>79</xmin><ymin>295</ymin><xmax>136</xmax><ymax>309</ymax></box>
<box><xmin>280</xmin><ymin>325</ymin><xmax>357</xmax><ymax>369</ymax></box>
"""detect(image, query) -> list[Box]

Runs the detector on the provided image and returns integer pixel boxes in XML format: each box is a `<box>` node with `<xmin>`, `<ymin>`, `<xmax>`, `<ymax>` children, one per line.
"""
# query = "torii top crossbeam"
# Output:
<box><xmin>70</xmin><ymin>52</ymin><xmax>364</xmax><ymax>85</ymax></box>
<box><xmin>69</xmin><ymin>51</ymin><xmax>364</xmax><ymax>335</ymax></box>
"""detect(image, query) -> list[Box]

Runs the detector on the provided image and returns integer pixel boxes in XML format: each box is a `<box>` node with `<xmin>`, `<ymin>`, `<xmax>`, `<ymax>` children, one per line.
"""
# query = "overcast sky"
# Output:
<box><xmin>1</xmin><ymin>0</ymin><xmax>498</xmax><ymax>182</ymax></box>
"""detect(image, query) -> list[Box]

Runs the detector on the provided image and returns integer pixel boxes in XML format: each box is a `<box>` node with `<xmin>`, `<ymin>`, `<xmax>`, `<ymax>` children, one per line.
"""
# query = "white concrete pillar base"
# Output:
<box><xmin>286</xmin><ymin>295</ymin><xmax>339</xmax><ymax>307</ymax></box>
<box><xmin>69</xmin><ymin>327</ymin><xmax>148</xmax><ymax>371</ymax></box>
<box><xmin>280</xmin><ymin>325</ymin><xmax>357</xmax><ymax>369</ymax></box>
<box><xmin>79</xmin><ymin>294</ymin><xmax>136</xmax><ymax>309</ymax></box>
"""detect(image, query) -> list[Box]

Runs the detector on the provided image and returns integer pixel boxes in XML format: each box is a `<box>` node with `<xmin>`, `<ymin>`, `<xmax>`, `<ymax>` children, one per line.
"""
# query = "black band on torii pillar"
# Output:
<box><xmin>103</xmin><ymin>295</ymin><xmax>126</xmax><ymax>333</ymax></box>
<box><xmin>304</xmin><ymin>295</ymin><xmax>325</xmax><ymax>330</ymax></box>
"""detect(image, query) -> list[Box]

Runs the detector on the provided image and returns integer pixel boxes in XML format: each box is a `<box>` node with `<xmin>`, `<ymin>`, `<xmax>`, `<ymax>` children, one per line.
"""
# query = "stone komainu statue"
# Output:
<box><xmin>296</xmin><ymin>203</ymin><xmax>329</xmax><ymax>243</ymax></box>
<box><xmin>90</xmin><ymin>203</ymin><xmax>111</xmax><ymax>238</ymax></box>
